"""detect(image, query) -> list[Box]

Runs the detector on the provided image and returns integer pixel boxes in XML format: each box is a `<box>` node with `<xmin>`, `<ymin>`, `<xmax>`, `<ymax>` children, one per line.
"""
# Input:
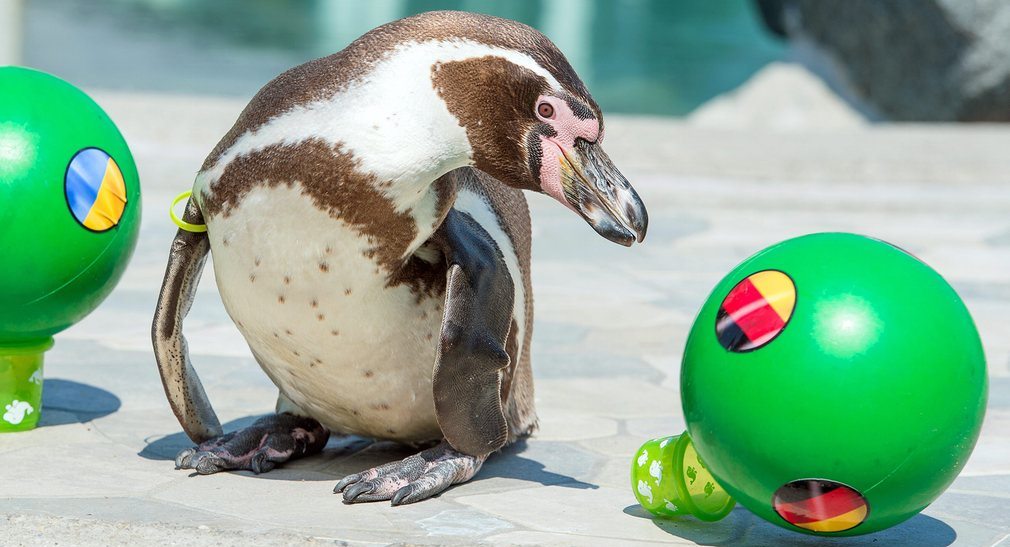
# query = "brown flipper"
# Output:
<box><xmin>453</xmin><ymin>169</ymin><xmax>537</xmax><ymax>443</ymax></box>
<box><xmin>432</xmin><ymin>209</ymin><xmax>515</xmax><ymax>457</ymax></box>
<box><xmin>151</xmin><ymin>198</ymin><xmax>222</xmax><ymax>443</ymax></box>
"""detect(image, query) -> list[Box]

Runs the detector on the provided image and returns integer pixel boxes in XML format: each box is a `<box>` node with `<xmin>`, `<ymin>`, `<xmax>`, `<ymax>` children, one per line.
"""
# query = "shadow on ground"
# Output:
<box><xmin>478</xmin><ymin>439</ymin><xmax>598</xmax><ymax>490</ymax></box>
<box><xmin>141</xmin><ymin>420</ymin><xmax>596</xmax><ymax>491</ymax></box>
<box><xmin>139</xmin><ymin>415</ymin><xmax>261</xmax><ymax>460</ymax></box>
<box><xmin>623</xmin><ymin>504</ymin><xmax>956</xmax><ymax>546</ymax></box>
<box><xmin>38</xmin><ymin>379</ymin><xmax>121</xmax><ymax>427</ymax></box>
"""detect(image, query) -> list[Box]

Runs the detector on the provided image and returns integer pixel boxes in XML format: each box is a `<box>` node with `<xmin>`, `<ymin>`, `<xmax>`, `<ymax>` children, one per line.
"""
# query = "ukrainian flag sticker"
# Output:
<box><xmin>65</xmin><ymin>147</ymin><xmax>128</xmax><ymax>232</ymax></box>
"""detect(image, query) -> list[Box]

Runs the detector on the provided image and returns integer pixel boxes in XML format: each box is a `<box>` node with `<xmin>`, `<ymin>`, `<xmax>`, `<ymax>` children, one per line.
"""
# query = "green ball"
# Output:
<box><xmin>682</xmin><ymin>233</ymin><xmax>987</xmax><ymax>536</ymax></box>
<box><xmin>0</xmin><ymin>67</ymin><xmax>140</xmax><ymax>345</ymax></box>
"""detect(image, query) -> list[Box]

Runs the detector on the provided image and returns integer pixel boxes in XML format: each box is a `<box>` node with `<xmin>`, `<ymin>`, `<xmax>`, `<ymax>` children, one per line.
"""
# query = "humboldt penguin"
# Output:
<box><xmin>153</xmin><ymin>10</ymin><xmax>647</xmax><ymax>505</ymax></box>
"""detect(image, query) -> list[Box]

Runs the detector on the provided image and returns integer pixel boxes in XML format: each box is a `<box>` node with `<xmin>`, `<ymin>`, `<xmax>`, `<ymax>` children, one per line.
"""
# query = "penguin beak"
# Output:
<box><xmin>558</xmin><ymin>140</ymin><xmax>648</xmax><ymax>246</ymax></box>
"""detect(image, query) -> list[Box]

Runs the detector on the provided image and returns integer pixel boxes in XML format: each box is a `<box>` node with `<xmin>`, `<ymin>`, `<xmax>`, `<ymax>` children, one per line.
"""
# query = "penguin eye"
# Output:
<box><xmin>537</xmin><ymin>102</ymin><xmax>555</xmax><ymax>119</ymax></box>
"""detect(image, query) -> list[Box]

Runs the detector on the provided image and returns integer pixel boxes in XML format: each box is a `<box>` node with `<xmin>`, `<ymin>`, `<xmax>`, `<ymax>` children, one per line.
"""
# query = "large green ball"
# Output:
<box><xmin>0</xmin><ymin>67</ymin><xmax>140</xmax><ymax>345</ymax></box>
<box><xmin>682</xmin><ymin>233</ymin><xmax>986</xmax><ymax>536</ymax></box>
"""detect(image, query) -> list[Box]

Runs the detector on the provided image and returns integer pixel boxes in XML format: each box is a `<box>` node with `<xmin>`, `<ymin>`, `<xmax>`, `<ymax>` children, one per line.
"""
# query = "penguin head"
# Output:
<box><xmin>429</xmin><ymin>15</ymin><xmax>648</xmax><ymax>246</ymax></box>
<box><xmin>522</xmin><ymin>91</ymin><xmax>648</xmax><ymax>247</ymax></box>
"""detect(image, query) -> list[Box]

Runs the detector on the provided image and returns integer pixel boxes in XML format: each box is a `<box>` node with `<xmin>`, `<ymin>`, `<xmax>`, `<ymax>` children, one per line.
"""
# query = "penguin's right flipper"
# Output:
<box><xmin>151</xmin><ymin>197</ymin><xmax>223</xmax><ymax>443</ymax></box>
<box><xmin>431</xmin><ymin>208</ymin><xmax>516</xmax><ymax>457</ymax></box>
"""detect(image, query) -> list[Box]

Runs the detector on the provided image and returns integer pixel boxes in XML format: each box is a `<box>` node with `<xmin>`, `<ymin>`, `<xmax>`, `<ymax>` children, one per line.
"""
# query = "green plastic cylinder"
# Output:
<box><xmin>681</xmin><ymin>233</ymin><xmax>987</xmax><ymax>536</ymax></box>
<box><xmin>631</xmin><ymin>432</ymin><xmax>736</xmax><ymax>521</ymax></box>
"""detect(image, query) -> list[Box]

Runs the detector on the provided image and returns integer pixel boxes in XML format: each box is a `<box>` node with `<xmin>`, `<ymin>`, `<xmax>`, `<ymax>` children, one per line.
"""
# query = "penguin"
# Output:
<box><xmin>152</xmin><ymin>10</ymin><xmax>647</xmax><ymax>505</ymax></box>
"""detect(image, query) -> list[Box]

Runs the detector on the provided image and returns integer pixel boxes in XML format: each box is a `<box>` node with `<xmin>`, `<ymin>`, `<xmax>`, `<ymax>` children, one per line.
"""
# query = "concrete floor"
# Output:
<box><xmin>1</xmin><ymin>91</ymin><xmax>1009</xmax><ymax>546</ymax></box>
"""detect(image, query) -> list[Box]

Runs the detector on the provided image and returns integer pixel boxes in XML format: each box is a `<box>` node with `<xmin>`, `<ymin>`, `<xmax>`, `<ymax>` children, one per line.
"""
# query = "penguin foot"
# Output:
<box><xmin>334</xmin><ymin>441</ymin><xmax>486</xmax><ymax>505</ymax></box>
<box><xmin>175</xmin><ymin>413</ymin><xmax>329</xmax><ymax>475</ymax></box>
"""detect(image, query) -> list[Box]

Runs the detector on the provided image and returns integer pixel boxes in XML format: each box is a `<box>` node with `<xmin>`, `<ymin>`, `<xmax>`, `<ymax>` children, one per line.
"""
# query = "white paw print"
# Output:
<box><xmin>636</xmin><ymin>450</ymin><xmax>649</xmax><ymax>467</ymax></box>
<box><xmin>3</xmin><ymin>400</ymin><xmax>34</xmax><ymax>425</ymax></box>
<box><xmin>649</xmin><ymin>459</ymin><xmax>663</xmax><ymax>484</ymax></box>
<box><xmin>637</xmin><ymin>479</ymin><xmax>653</xmax><ymax>504</ymax></box>
<box><xmin>29</xmin><ymin>370</ymin><xmax>43</xmax><ymax>385</ymax></box>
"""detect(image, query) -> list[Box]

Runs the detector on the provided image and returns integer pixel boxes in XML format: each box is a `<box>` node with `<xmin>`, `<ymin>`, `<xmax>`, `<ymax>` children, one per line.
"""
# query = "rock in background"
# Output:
<box><xmin>688</xmin><ymin>61</ymin><xmax>866</xmax><ymax>130</ymax></box>
<box><xmin>756</xmin><ymin>0</ymin><xmax>1010</xmax><ymax>122</ymax></box>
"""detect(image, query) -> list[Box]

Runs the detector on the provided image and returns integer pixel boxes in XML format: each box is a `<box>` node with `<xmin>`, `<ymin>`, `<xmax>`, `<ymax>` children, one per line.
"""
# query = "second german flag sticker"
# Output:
<box><xmin>716</xmin><ymin>270</ymin><xmax>796</xmax><ymax>352</ymax></box>
<box><xmin>773</xmin><ymin>479</ymin><xmax>869</xmax><ymax>533</ymax></box>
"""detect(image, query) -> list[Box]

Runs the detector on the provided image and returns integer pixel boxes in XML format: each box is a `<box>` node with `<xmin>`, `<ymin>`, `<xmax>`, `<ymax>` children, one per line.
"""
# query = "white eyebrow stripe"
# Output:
<box><xmin>423</xmin><ymin>38</ymin><xmax>562</xmax><ymax>89</ymax></box>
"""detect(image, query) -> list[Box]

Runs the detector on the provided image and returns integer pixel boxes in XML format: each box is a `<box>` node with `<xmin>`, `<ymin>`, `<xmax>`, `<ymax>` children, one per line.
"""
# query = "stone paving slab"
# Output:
<box><xmin>1</xmin><ymin>91</ymin><xmax>1008</xmax><ymax>546</ymax></box>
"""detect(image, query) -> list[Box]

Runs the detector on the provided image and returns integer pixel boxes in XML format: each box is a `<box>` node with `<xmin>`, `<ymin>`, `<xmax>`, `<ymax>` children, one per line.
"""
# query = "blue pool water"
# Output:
<box><xmin>22</xmin><ymin>0</ymin><xmax>783</xmax><ymax>116</ymax></box>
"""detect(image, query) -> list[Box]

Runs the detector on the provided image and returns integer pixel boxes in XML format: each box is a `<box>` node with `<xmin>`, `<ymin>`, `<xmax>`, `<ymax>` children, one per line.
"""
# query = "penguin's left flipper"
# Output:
<box><xmin>336</xmin><ymin>208</ymin><xmax>515</xmax><ymax>505</ymax></box>
<box><xmin>432</xmin><ymin>208</ymin><xmax>515</xmax><ymax>456</ymax></box>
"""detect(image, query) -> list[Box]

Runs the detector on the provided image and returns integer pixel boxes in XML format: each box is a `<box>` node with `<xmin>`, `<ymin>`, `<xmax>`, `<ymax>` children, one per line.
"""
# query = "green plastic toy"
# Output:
<box><xmin>633</xmin><ymin>233</ymin><xmax>987</xmax><ymax>536</ymax></box>
<box><xmin>0</xmin><ymin>67</ymin><xmax>140</xmax><ymax>431</ymax></box>
<box><xmin>631</xmin><ymin>433</ymin><xmax>735</xmax><ymax>521</ymax></box>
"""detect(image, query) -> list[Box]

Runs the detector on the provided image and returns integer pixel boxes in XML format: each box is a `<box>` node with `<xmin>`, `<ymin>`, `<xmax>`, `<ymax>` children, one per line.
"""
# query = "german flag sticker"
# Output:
<box><xmin>773</xmin><ymin>479</ymin><xmax>869</xmax><ymax>533</ymax></box>
<box><xmin>715</xmin><ymin>270</ymin><xmax>795</xmax><ymax>352</ymax></box>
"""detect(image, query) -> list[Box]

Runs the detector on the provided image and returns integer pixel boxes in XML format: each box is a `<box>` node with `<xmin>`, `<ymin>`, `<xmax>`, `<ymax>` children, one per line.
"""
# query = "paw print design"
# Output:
<box><xmin>686</xmin><ymin>465</ymin><xmax>697</xmax><ymax>484</ymax></box>
<box><xmin>637</xmin><ymin>450</ymin><xmax>649</xmax><ymax>467</ymax></box>
<box><xmin>637</xmin><ymin>479</ymin><xmax>654</xmax><ymax>504</ymax></box>
<box><xmin>704</xmin><ymin>481</ymin><xmax>715</xmax><ymax>497</ymax></box>
<box><xmin>3</xmin><ymin>400</ymin><xmax>34</xmax><ymax>425</ymax></box>
<box><xmin>649</xmin><ymin>460</ymin><xmax>663</xmax><ymax>484</ymax></box>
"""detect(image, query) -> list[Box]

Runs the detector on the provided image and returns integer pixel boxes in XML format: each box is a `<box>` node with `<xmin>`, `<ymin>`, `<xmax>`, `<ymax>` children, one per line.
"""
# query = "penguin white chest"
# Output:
<box><xmin>203</xmin><ymin>185</ymin><xmax>445</xmax><ymax>441</ymax></box>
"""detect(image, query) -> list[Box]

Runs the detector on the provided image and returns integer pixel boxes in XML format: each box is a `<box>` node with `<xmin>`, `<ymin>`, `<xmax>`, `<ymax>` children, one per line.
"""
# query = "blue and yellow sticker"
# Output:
<box><xmin>65</xmin><ymin>148</ymin><xmax>127</xmax><ymax>232</ymax></box>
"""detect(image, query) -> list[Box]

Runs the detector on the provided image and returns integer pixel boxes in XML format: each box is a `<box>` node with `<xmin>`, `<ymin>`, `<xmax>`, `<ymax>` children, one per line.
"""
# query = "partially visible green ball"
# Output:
<box><xmin>682</xmin><ymin>233</ymin><xmax>986</xmax><ymax>536</ymax></box>
<box><xmin>0</xmin><ymin>67</ymin><xmax>140</xmax><ymax>344</ymax></box>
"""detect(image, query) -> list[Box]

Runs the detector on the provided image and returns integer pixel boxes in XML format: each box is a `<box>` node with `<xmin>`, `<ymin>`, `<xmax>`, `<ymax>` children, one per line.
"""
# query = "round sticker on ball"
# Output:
<box><xmin>65</xmin><ymin>148</ymin><xmax>128</xmax><ymax>232</ymax></box>
<box><xmin>773</xmin><ymin>479</ymin><xmax>868</xmax><ymax>533</ymax></box>
<box><xmin>715</xmin><ymin>270</ymin><xmax>795</xmax><ymax>352</ymax></box>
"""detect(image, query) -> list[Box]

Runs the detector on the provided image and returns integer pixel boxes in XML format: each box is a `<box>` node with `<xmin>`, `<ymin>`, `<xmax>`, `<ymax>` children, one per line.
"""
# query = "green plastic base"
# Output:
<box><xmin>631</xmin><ymin>432</ymin><xmax>735</xmax><ymax>521</ymax></box>
<box><xmin>0</xmin><ymin>338</ymin><xmax>52</xmax><ymax>432</ymax></box>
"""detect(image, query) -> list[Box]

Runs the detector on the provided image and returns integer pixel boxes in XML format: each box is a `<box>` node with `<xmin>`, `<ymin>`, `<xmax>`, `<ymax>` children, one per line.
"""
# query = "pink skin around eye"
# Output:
<box><xmin>535</xmin><ymin>95</ymin><xmax>600</xmax><ymax>209</ymax></box>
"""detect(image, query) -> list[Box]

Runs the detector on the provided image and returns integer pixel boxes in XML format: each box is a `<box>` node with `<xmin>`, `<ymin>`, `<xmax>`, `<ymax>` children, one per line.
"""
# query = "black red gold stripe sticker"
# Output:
<box><xmin>773</xmin><ymin>479</ymin><xmax>869</xmax><ymax>533</ymax></box>
<box><xmin>716</xmin><ymin>270</ymin><xmax>796</xmax><ymax>352</ymax></box>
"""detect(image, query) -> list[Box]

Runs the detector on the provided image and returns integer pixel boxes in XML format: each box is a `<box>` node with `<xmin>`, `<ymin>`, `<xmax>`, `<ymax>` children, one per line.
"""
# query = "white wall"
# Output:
<box><xmin>0</xmin><ymin>0</ymin><xmax>23</xmax><ymax>65</ymax></box>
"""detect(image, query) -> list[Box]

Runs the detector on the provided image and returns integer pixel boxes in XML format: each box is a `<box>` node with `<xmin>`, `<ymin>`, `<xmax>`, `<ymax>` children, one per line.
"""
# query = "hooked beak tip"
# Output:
<box><xmin>632</xmin><ymin>209</ymin><xmax>648</xmax><ymax>244</ymax></box>
<box><xmin>581</xmin><ymin>200</ymin><xmax>647</xmax><ymax>247</ymax></box>
<box><xmin>556</xmin><ymin>139</ymin><xmax>648</xmax><ymax>247</ymax></box>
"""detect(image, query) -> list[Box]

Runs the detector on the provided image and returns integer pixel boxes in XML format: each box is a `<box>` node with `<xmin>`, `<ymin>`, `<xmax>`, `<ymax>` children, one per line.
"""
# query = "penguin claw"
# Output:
<box><xmin>390</xmin><ymin>486</ymin><xmax>414</xmax><ymax>506</ymax></box>
<box><xmin>390</xmin><ymin>460</ymin><xmax>466</xmax><ymax>505</ymax></box>
<box><xmin>334</xmin><ymin>441</ymin><xmax>486</xmax><ymax>505</ymax></box>
<box><xmin>175</xmin><ymin>448</ymin><xmax>197</xmax><ymax>469</ymax></box>
<box><xmin>342</xmin><ymin>482</ymin><xmax>375</xmax><ymax>503</ymax></box>
<box><xmin>193</xmin><ymin>453</ymin><xmax>228</xmax><ymax>475</ymax></box>
<box><xmin>333</xmin><ymin>474</ymin><xmax>362</xmax><ymax>493</ymax></box>
<box><xmin>250</xmin><ymin>451</ymin><xmax>278</xmax><ymax>474</ymax></box>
